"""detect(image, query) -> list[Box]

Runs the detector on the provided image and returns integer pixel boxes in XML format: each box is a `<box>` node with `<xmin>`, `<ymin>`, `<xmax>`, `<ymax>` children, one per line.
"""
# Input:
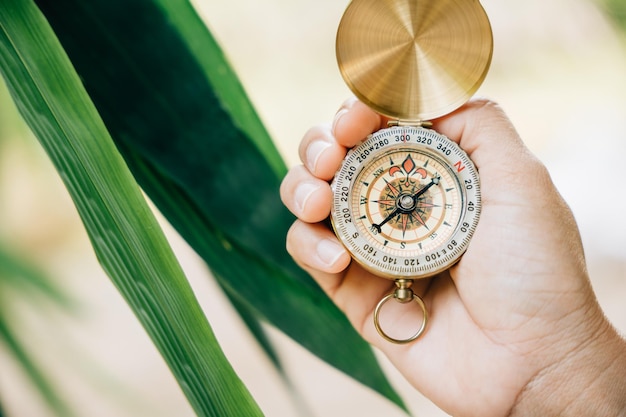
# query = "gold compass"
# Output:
<box><xmin>330</xmin><ymin>0</ymin><xmax>493</xmax><ymax>343</ymax></box>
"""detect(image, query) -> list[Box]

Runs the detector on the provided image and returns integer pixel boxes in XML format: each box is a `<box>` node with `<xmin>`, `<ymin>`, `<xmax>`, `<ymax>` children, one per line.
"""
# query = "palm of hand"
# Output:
<box><xmin>379</xmin><ymin>178</ymin><xmax>593</xmax><ymax>417</ymax></box>
<box><xmin>334</xmin><ymin>176</ymin><xmax>589</xmax><ymax>416</ymax></box>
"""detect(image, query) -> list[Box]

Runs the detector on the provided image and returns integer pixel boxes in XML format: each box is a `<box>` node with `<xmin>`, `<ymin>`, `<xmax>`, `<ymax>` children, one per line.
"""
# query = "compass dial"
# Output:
<box><xmin>331</xmin><ymin>126</ymin><xmax>480</xmax><ymax>279</ymax></box>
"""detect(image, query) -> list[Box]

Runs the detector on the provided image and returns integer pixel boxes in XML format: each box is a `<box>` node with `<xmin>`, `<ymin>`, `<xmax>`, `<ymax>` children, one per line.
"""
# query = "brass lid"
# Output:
<box><xmin>336</xmin><ymin>0</ymin><xmax>493</xmax><ymax>121</ymax></box>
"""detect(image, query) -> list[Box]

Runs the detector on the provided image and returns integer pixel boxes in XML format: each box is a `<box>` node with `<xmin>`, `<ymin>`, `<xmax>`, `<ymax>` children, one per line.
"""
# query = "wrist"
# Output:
<box><xmin>509</xmin><ymin>318</ymin><xmax>626</xmax><ymax>417</ymax></box>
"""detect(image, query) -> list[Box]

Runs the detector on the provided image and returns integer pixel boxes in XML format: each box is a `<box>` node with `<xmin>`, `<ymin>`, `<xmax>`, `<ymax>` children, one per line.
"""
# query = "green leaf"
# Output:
<box><xmin>119</xmin><ymin>146</ymin><xmax>404</xmax><ymax>405</ymax></box>
<box><xmin>0</xmin><ymin>2</ymin><xmax>263</xmax><ymax>417</ymax></box>
<box><xmin>36</xmin><ymin>0</ymin><xmax>297</xmax><ymax>280</ymax></box>
<box><xmin>0</xmin><ymin>245</ymin><xmax>79</xmax><ymax>416</ymax></box>
<box><xmin>0</xmin><ymin>244</ymin><xmax>74</xmax><ymax>308</ymax></box>
<box><xmin>0</xmin><ymin>314</ymin><xmax>75</xmax><ymax>417</ymax></box>
<box><xmin>599</xmin><ymin>0</ymin><xmax>626</xmax><ymax>32</ymax></box>
<box><xmin>154</xmin><ymin>0</ymin><xmax>286</xmax><ymax>178</ymax></box>
<box><xmin>33</xmin><ymin>0</ymin><xmax>405</xmax><ymax>409</ymax></box>
<box><xmin>0</xmin><ymin>71</ymin><xmax>28</xmax><ymax>143</ymax></box>
<box><xmin>223</xmin><ymin>291</ymin><xmax>283</xmax><ymax>372</ymax></box>
<box><xmin>0</xmin><ymin>244</ymin><xmax>76</xmax><ymax>416</ymax></box>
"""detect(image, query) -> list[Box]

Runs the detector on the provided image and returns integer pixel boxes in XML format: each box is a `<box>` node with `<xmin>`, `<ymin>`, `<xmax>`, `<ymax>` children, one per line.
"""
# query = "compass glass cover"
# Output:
<box><xmin>331</xmin><ymin>127</ymin><xmax>480</xmax><ymax>279</ymax></box>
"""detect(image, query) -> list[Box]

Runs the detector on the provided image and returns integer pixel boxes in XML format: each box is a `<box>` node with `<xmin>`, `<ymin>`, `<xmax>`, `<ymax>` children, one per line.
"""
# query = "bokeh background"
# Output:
<box><xmin>1</xmin><ymin>0</ymin><xmax>626</xmax><ymax>416</ymax></box>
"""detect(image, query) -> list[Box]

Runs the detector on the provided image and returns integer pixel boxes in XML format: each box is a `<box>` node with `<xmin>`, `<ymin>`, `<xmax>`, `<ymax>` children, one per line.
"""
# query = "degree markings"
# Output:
<box><xmin>332</xmin><ymin>126</ymin><xmax>480</xmax><ymax>277</ymax></box>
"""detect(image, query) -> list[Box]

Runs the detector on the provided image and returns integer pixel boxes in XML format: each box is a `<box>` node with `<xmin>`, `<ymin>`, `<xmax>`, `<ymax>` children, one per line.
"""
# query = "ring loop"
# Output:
<box><xmin>374</xmin><ymin>292</ymin><xmax>428</xmax><ymax>344</ymax></box>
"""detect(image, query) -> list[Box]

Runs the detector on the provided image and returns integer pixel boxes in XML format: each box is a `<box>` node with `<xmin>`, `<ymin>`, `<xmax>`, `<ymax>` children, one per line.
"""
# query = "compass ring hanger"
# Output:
<box><xmin>331</xmin><ymin>0</ymin><xmax>493</xmax><ymax>344</ymax></box>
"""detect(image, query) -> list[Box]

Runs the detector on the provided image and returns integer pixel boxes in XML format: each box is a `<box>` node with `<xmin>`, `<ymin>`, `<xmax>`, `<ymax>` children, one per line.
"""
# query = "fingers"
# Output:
<box><xmin>297</xmin><ymin>98</ymin><xmax>386</xmax><ymax>181</ymax></box>
<box><xmin>286</xmin><ymin>220</ymin><xmax>350</xmax><ymax>275</ymax></box>
<box><xmin>280</xmin><ymin>165</ymin><xmax>332</xmax><ymax>223</ymax></box>
<box><xmin>297</xmin><ymin>124</ymin><xmax>346</xmax><ymax>181</ymax></box>
<box><xmin>285</xmin><ymin>220</ymin><xmax>391</xmax><ymax>334</ymax></box>
<box><xmin>332</xmin><ymin>97</ymin><xmax>386</xmax><ymax>148</ymax></box>
<box><xmin>285</xmin><ymin>97</ymin><xmax>388</xmax><ymax>221</ymax></box>
<box><xmin>286</xmin><ymin>219</ymin><xmax>414</xmax><ymax>344</ymax></box>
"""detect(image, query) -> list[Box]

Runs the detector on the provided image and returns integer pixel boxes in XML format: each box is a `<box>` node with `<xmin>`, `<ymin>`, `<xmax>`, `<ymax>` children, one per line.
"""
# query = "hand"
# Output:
<box><xmin>280</xmin><ymin>97</ymin><xmax>626</xmax><ymax>417</ymax></box>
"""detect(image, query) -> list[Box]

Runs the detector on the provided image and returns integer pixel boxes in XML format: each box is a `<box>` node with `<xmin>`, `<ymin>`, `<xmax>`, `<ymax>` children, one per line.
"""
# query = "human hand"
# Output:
<box><xmin>280</xmin><ymin>98</ymin><xmax>626</xmax><ymax>417</ymax></box>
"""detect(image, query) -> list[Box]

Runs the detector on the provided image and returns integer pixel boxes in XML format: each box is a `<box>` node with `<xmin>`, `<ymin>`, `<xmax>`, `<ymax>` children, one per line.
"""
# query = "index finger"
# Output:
<box><xmin>297</xmin><ymin>98</ymin><xmax>387</xmax><ymax>182</ymax></box>
<box><xmin>332</xmin><ymin>97</ymin><xmax>387</xmax><ymax>148</ymax></box>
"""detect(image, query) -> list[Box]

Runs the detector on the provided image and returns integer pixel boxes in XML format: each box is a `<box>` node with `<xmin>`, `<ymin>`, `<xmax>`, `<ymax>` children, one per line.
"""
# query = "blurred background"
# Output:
<box><xmin>1</xmin><ymin>0</ymin><xmax>625</xmax><ymax>416</ymax></box>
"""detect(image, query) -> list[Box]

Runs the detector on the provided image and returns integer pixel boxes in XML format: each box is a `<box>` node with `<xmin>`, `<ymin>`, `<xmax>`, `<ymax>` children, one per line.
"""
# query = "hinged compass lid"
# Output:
<box><xmin>336</xmin><ymin>0</ymin><xmax>493</xmax><ymax>122</ymax></box>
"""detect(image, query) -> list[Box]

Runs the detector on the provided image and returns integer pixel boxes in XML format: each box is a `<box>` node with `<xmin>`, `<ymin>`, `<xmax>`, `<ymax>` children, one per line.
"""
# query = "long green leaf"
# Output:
<box><xmin>34</xmin><ymin>0</ymin><xmax>406</xmax><ymax>409</ymax></box>
<box><xmin>224</xmin><ymin>291</ymin><xmax>282</xmax><ymax>371</ymax></box>
<box><xmin>0</xmin><ymin>245</ymin><xmax>74</xmax><ymax>308</ymax></box>
<box><xmin>36</xmin><ymin>0</ymin><xmax>299</xmax><ymax>281</ymax></box>
<box><xmin>155</xmin><ymin>0</ymin><xmax>285</xmax><ymax>178</ymax></box>
<box><xmin>0</xmin><ymin>244</ymin><xmax>76</xmax><ymax>416</ymax></box>
<box><xmin>0</xmin><ymin>72</ymin><xmax>27</xmax><ymax>143</ymax></box>
<box><xmin>0</xmin><ymin>305</ymin><xmax>75</xmax><ymax>417</ymax></box>
<box><xmin>0</xmin><ymin>2</ymin><xmax>263</xmax><ymax>417</ymax></box>
<box><xmin>598</xmin><ymin>0</ymin><xmax>626</xmax><ymax>31</ymax></box>
<box><xmin>120</xmin><ymin>145</ymin><xmax>402</xmax><ymax>400</ymax></box>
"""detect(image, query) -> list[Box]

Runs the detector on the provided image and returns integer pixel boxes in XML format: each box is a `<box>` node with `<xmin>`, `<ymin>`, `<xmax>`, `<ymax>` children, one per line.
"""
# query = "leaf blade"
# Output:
<box><xmin>119</xmin><ymin>139</ymin><xmax>406</xmax><ymax>409</ymax></box>
<box><xmin>0</xmin><ymin>313</ymin><xmax>75</xmax><ymax>417</ymax></box>
<box><xmin>0</xmin><ymin>2</ymin><xmax>263</xmax><ymax>416</ymax></box>
<box><xmin>0</xmin><ymin>245</ymin><xmax>74</xmax><ymax>308</ymax></box>
<box><xmin>32</xmin><ymin>0</ymin><xmax>406</xmax><ymax>410</ymax></box>
<box><xmin>155</xmin><ymin>0</ymin><xmax>286</xmax><ymax>177</ymax></box>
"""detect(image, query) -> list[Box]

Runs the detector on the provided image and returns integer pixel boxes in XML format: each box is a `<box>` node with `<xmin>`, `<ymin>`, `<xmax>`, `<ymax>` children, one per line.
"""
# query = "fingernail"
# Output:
<box><xmin>306</xmin><ymin>140</ymin><xmax>332</xmax><ymax>173</ymax></box>
<box><xmin>316</xmin><ymin>238</ymin><xmax>346</xmax><ymax>267</ymax></box>
<box><xmin>294</xmin><ymin>182</ymin><xmax>319</xmax><ymax>213</ymax></box>
<box><xmin>332</xmin><ymin>108</ymin><xmax>349</xmax><ymax>135</ymax></box>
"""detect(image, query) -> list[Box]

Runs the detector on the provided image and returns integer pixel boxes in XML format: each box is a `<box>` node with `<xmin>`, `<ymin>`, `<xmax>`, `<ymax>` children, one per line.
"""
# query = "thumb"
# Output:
<box><xmin>433</xmin><ymin>98</ymin><xmax>537</xmax><ymax>174</ymax></box>
<box><xmin>433</xmin><ymin>98</ymin><xmax>547</xmax><ymax>202</ymax></box>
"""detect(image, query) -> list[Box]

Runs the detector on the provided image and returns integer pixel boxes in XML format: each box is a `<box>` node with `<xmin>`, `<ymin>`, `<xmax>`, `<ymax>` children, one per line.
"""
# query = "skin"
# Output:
<box><xmin>280</xmin><ymin>97</ymin><xmax>626</xmax><ymax>417</ymax></box>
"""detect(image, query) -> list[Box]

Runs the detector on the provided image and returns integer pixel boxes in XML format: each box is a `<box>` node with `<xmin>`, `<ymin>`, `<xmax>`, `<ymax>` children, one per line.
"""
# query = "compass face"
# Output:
<box><xmin>331</xmin><ymin>126</ymin><xmax>480</xmax><ymax>279</ymax></box>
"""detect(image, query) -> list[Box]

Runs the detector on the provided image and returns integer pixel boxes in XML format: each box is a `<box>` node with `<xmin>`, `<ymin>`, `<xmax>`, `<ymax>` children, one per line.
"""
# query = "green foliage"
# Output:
<box><xmin>0</xmin><ymin>246</ymin><xmax>75</xmax><ymax>417</ymax></box>
<box><xmin>0</xmin><ymin>0</ymin><xmax>407</xmax><ymax>414</ymax></box>
<box><xmin>35</xmin><ymin>0</ymin><xmax>405</xmax><ymax>410</ymax></box>
<box><xmin>0</xmin><ymin>246</ymin><xmax>73</xmax><ymax>308</ymax></box>
<box><xmin>0</xmin><ymin>1</ymin><xmax>263</xmax><ymax>416</ymax></box>
<box><xmin>0</xmin><ymin>317</ymin><xmax>74</xmax><ymax>417</ymax></box>
<box><xmin>598</xmin><ymin>0</ymin><xmax>626</xmax><ymax>33</ymax></box>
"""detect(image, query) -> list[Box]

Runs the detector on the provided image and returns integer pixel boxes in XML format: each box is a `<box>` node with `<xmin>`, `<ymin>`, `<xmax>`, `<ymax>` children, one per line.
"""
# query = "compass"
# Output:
<box><xmin>330</xmin><ymin>0</ymin><xmax>492</xmax><ymax>343</ymax></box>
